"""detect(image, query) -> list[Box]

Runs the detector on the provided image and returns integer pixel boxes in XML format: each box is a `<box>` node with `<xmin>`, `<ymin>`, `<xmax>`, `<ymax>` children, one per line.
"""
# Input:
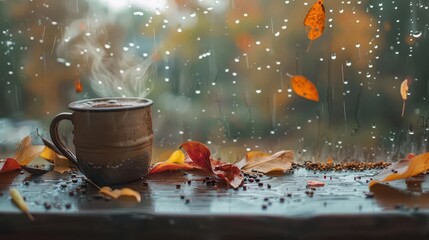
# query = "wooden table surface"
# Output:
<box><xmin>1</xmin><ymin>167</ymin><xmax>429</xmax><ymax>239</ymax></box>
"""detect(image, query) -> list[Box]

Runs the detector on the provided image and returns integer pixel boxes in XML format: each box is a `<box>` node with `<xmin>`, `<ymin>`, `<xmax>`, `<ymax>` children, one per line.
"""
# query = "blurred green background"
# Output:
<box><xmin>0</xmin><ymin>0</ymin><xmax>428</xmax><ymax>163</ymax></box>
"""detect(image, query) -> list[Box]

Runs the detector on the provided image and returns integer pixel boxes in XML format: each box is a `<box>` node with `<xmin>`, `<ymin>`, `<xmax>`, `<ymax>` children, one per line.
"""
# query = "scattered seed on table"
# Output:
<box><xmin>176</xmin><ymin>184</ymin><xmax>181</xmax><ymax>189</ymax></box>
<box><xmin>44</xmin><ymin>202</ymin><xmax>52</xmax><ymax>210</ymax></box>
<box><xmin>60</xmin><ymin>183</ymin><xmax>67</xmax><ymax>188</ymax></box>
<box><xmin>187</xmin><ymin>180</ymin><xmax>192</xmax><ymax>185</ymax></box>
<box><xmin>267</xmin><ymin>184</ymin><xmax>271</xmax><ymax>189</ymax></box>
<box><xmin>279</xmin><ymin>197</ymin><xmax>285</xmax><ymax>203</ymax></box>
<box><xmin>261</xmin><ymin>204</ymin><xmax>267</xmax><ymax>210</ymax></box>
<box><xmin>242</xmin><ymin>185</ymin><xmax>247</xmax><ymax>191</ymax></box>
<box><xmin>68</xmin><ymin>191</ymin><xmax>75</xmax><ymax>197</ymax></box>
<box><xmin>248</xmin><ymin>178</ymin><xmax>255</xmax><ymax>183</ymax></box>
<box><xmin>185</xmin><ymin>199</ymin><xmax>190</xmax><ymax>204</ymax></box>
<box><xmin>255</xmin><ymin>178</ymin><xmax>260</xmax><ymax>183</ymax></box>
<box><xmin>286</xmin><ymin>193</ymin><xmax>292</xmax><ymax>197</ymax></box>
<box><xmin>258</xmin><ymin>183</ymin><xmax>263</xmax><ymax>187</ymax></box>
<box><xmin>65</xmin><ymin>203</ymin><xmax>71</xmax><ymax>209</ymax></box>
<box><xmin>180</xmin><ymin>195</ymin><xmax>185</xmax><ymax>200</ymax></box>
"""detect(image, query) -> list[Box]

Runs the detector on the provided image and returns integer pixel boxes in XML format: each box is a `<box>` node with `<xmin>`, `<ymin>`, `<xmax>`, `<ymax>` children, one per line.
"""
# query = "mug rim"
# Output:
<box><xmin>68</xmin><ymin>97</ymin><xmax>153</xmax><ymax>112</ymax></box>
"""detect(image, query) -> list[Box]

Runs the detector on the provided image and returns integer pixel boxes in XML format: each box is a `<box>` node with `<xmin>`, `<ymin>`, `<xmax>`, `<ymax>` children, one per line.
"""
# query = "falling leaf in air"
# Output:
<box><xmin>303</xmin><ymin>0</ymin><xmax>325</xmax><ymax>51</ymax></box>
<box><xmin>400</xmin><ymin>79</ymin><xmax>408</xmax><ymax>117</ymax></box>
<box><xmin>75</xmin><ymin>79</ymin><xmax>83</xmax><ymax>93</ymax></box>
<box><xmin>0</xmin><ymin>158</ymin><xmax>21</xmax><ymax>173</ymax></box>
<box><xmin>369</xmin><ymin>153</ymin><xmax>429</xmax><ymax>187</ymax></box>
<box><xmin>14</xmin><ymin>136</ymin><xmax>45</xmax><ymax>166</ymax></box>
<box><xmin>10</xmin><ymin>188</ymin><xmax>34</xmax><ymax>221</ymax></box>
<box><xmin>99</xmin><ymin>186</ymin><xmax>141</xmax><ymax>202</ymax></box>
<box><xmin>288</xmin><ymin>74</ymin><xmax>320</xmax><ymax>102</ymax></box>
<box><xmin>180</xmin><ymin>141</ymin><xmax>244</xmax><ymax>189</ymax></box>
<box><xmin>234</xmin><ymin>150</ymin><xmax>294</xmax><ymax>174</ymax></box>
<box><xmin>147</xmin><ymin>150</ymin><xmax>195</xmax><ymax>174</ymax></box>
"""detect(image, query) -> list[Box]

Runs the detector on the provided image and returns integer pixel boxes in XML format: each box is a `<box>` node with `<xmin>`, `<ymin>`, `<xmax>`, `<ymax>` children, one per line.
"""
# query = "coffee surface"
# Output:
<box><xmin>70</xmin><ymin>98</ymin><xmax>151</xmax><ymax>110</ymax></box>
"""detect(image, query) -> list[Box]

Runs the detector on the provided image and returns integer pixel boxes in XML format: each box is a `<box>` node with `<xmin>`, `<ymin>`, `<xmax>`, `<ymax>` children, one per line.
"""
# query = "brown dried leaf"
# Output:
<box><xmin>369</xmin><ymin>153</ymin><xmax>429</xmax><ymax>187</ymax></box>
<box><xmin>235</xmin><ymin>150</ymin><xmax>294</xmax><ymax>174</ymax></box>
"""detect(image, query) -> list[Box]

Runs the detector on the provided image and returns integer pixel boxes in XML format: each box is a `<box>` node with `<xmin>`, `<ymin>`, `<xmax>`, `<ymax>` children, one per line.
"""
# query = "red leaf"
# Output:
<box><xmin>213</xmin><ymin>163</ymin><xmax>244</xmax><ymax>189</ymax></box>
<box><xmin>307</xmin><ymin>180</ymin><xmax>325</xmax><ymax>187</ymax></box>
<box><xmin>180</xmin><ymin>141</ymin><xmax>213</xmax><ymax>173</ymax></box>
<box><xmin>0</xmin><ymin>158</ymin><xmax>21</xmax><ymax>173</ymax></box>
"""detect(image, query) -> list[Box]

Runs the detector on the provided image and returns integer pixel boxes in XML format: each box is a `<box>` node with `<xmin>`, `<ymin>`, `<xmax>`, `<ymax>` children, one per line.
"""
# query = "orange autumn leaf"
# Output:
<box><xmin>148</xmin><ymin>150</ymin><xmax>195</xmax><ymax>174</ymax></box>
<box><xmin>75</xmin><ymin>79</ymin><xmax>83</xmax><ymax>93</ymax></box>
<box><xmin>400</xmin><ymin>79</ymin><xmax>408</xmax><ymax>117</ymax></box>
<box><xmin>234</xmin><ymin>150</ymin><xmax>294</xmax><ymax>174</ymax></box>
<box><xmin>304</xmin><ymin>0</ymin><xmax>325</xmax><ymax>51</ymax></box>
<box><xmin>289</xmin><ymin>74</ymin><xmax>319</xmax><ymax>102</ymax></box>
<box><xmin>369</xmin><ymin>153</ymin><xmax>429</xmax><ymax>188</ymax></box>
<box><xmin>99</xmin><ymin>186</ymin><xmax>141</xmax><ymax>202</ymax></box>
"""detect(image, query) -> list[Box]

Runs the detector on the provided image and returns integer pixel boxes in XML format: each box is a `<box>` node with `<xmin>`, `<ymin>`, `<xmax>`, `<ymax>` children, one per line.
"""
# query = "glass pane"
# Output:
<box><xmin>1</xmin><ymin>0</ymin><xmax>428</xmax><ymax>162</ymax></box>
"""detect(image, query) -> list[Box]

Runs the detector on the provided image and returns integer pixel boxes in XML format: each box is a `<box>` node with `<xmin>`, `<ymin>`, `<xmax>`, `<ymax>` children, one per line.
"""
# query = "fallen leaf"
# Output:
<box><xmin>99</xmin><ymin>186</ymin><xmax>141</xmax><ymax>202</ymax></box>
<box><xmin>288</xmin><ymin>74</ymin><xmax>320</xmax><ymax>102</ymax></box>
<box><xmin>213</xmin><ymin>163</ymin><xmax>244</xmax><ymax>189</ymax></box>
<box><xmin>148</xmin><ymin>150</ymin><xmax>195</xmax><ymax>174</ymax></box>
<box><xmin>0</xmin><ymin>158</ymin><xmax>21</xmax><ymax>173</ymax></box>
<box><xmin>180</xmin><ymin>141</ymin><xmax>244</xmax><ymax>189</ymax></box>
<box><xmin>400</xmin><ymin>79</ymin><xmax>408</xmax><ymax>117</ymax></box>
<box><xmin>10</xmin><ymin>188</ymin><xmax>34</xmax><ymax>221</ymax></box>
<box><xmin>307</xmin><ymin>180</ymin><xmax>325</xmax><ymax>187</ymax></box>
<box><xmin>303</xmin><ymin>0</ymin><xmax>325</xmax><ymax>51</ymax></box>
<box><xmin>14</xmin><ymin>136</ymin><xmax>45</xmax><ymax>166</ymax></box>
<box><xmin>180</xmin><ymin>141</ymin><xmax>213</xmax><ymax>173</ymax></box>
<box><xmin>369</xmin><ymin>153</ymin><xmax>429</xmax><ymax>187</ymax></box>
<box><xmin>40</xmin><ymin>147</ymin><xmax>70</xmax><ymax>173</ymax></box>
<box><xmin>234</xmin><ymin>150</ymin><xmax>294</xmax><ymax>174</ymax></box>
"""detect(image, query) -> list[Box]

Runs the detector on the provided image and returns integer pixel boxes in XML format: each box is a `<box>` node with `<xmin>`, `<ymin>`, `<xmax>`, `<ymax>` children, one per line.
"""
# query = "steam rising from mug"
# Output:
<box><xmin>57</xmin><ymin>19</ymin><xmax>154</xmax><ymax>98</ymax></box>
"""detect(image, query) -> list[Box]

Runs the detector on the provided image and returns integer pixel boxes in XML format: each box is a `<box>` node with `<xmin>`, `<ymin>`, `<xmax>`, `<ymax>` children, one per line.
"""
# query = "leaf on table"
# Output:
<box><xmin>40</xmin><ymin>146</ymin><xmax>70</xmax><ymax>173</ymax></box>
<box><xmin>303</xmin><ymin>0</ymin><xmax>325</xmax><ymax>51</ymax></box>
<box><xmin>180</xmin><ymin>141</ymin><xmax>213</xmax><ymax>173</ymax></box>
<box><xmin>234</xmin><ymin>150</ymin><xmax>294</xmax><ymax>174</ymax></box>
<box><xmin>400</xmin><ymin>79</ymin><xmax>409</xmax><ymax>117</ymax></box>
<box><xmin>14</xmin><ymin>136</ymin><xmax>45</xmax><ymax>166</ymax></box>
<box><xmin>0</xmin><ymin>158</ymin><xmax>21</xmax><ymax>173</ymax></box>
<box><xmin>180</xmin><ymin>141</ymin><xmax>244</xmax><ymax>189</ymax></box>
<box><xmin>10</xmin><ymin>188</ymin><xmax>34</xmax><ymax>221</ymax></box>
<box><xmin>307</xmin><ymin>180</ymin><xmax>325</xmax><ymax>187</ymax></box>
<box><xmin>213</xmin><ymin>163</ymin><xmax>244</xmax><ymax>189</ymax></box>
<box><xmin>369</xmin><ymin>153</ymin><xmax>429</xmax><ymax>187</ymax></box>
<box><xmin>147</xmin><ymin>150</ymin><xmax>195</xmax><ymax>174</ymax></box>
<box><xmin>289</xmin><ymin>75</ymin><xmax>320</xmax><ymax>102</ymax></box>
<box><xmin>99</xmin><ymin>186</ymin><xmax>141</xmax><ymax>202</ymax></box>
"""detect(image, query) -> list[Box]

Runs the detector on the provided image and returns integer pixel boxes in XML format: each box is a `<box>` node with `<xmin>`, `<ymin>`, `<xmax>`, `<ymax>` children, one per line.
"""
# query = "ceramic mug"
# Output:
<box><xmin>50</xmin><ymin>97</ymin><xmax>153</xmax><ymax>185</ymax></box>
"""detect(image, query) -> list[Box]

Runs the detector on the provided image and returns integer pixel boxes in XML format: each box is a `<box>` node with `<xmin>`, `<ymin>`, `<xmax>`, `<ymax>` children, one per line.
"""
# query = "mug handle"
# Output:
<box><xmin>49</xmin><ymin>113</ymin><xmax>79</xmax><ymax>166</ymax></box>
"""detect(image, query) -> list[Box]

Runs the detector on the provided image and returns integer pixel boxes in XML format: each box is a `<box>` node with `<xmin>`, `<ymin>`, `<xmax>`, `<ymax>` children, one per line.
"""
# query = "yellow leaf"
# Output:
<box><xmin>400</xmin><ymin>79</ymin><xmax>408</xmax><ymax>117</ymax></box>
<box><xmin>14</xmin><ymin>136</ymin><xmax>45</xmax><ymax>166</ymax></box>
<box><xmin>369</xmin><ymin>153</ymin><xmax>429</xmax><ymax>187</ymax></box>
<box><xmin>289</xmin><ymin>75</ymin><xmax>320</xmax><ymax>102</ymax></box>
<box><xmin>10</xmin><ymin>188</ymin><xmax>34</xmax><ymax>221</ymax></box>
<box><xmin>400</xmin><ymin>79</ymin><xmax>409</xmax><ymax>101</ymax></box>
<box><xmin>40</xmin><ymin>146</ymin><xmax>59</xmax><ymax>162</ymax></box>
<box><xmin>234</xmin><ymin>150</ymin><xmax>294</xmax><ymax>174</ymax></box>
<box><xmin>99</xmin><ymin>186</ymin><xmax>141</xmax><ymax>202</ymax></box>
<box><xmin>166</xmin><ymin>149</ymin><xmax>185</xmax><ymax>164</ymax></box>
